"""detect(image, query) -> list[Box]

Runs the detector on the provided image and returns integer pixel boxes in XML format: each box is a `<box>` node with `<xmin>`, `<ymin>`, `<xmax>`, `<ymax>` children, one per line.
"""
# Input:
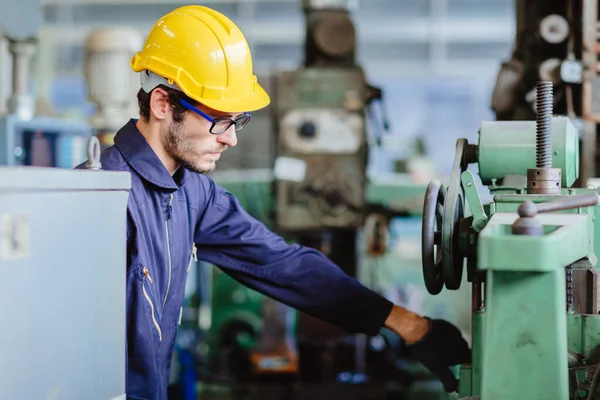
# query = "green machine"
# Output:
<box><xmin>421</xmin><ymin>81</ymin><xmax>600</xmax><ymax>399</ymax></box>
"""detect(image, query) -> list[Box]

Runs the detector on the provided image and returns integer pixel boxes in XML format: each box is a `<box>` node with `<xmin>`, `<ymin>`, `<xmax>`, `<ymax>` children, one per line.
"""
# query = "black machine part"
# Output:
<box><xmin>421</xmin><ymin>139</ymin><xmax>477</xmax><ymax>295</ymax></box>
<box><xmin>421</xmin><ymin>180</ymin><xmax>446</xmax><ymax>295</ymax></box>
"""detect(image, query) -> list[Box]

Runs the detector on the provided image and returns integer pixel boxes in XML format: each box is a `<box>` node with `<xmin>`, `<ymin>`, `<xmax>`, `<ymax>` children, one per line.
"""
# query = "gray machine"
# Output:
<box><xmin>0</xmin><ymin>138</ymin><xmax>131</xmax><ymax>399</ymax></box>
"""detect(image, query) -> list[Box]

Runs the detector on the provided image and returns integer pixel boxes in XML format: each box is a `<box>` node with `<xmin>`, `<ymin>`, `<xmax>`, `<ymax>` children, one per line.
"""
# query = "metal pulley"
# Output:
<box><xmin>421</xmin><ymin>139</ymin><xmax>472</xmax><ymax>294</ymax></box>
<box><xmin>421</xmin><ymin>180</ymin><xmax>445</xmax><ymax>294</ymax></box>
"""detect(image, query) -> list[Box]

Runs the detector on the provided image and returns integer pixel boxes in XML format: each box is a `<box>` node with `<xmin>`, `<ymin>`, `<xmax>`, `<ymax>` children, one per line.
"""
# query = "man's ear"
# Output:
<box><xmin>149</xmin><ymin>87</ymin><xmax>170</xmax><ymax>120</ymax></box>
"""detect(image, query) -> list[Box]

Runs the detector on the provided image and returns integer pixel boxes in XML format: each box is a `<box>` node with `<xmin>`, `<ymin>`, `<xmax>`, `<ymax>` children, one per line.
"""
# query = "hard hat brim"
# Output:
<box><xmin>196</xmin><ymin>82</ymin><xmax>271</xmax><ymax>114</ymax></box>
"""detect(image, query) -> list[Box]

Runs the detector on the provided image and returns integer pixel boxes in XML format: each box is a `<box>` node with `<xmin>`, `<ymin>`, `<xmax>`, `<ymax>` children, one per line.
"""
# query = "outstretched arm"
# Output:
<box><xmin>193</xmin><ymin>177</ymin><xmax>425</xmax><ymax>336</ymax></box>
<box><xmin>193</xmin><ymin>177</ymin><xmax>470</xmax><ymax>391</ymax></box>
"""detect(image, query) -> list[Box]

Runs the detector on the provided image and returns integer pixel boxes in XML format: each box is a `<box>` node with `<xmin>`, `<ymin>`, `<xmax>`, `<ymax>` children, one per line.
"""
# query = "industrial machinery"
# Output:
<box><xmin>422</xmin><ymin>81</ymin><xmax>600</xmax><ymax>399</ymax></box>
<box><xmin>254</xmin><ymin>0</ymin><xmax>375</xmax><ymax>384</ymax></box>
<box><xmin>0</xmin><ymin>0</ymin><xmax>94</xmax><ymax>168</ymax></box>
<box><xmin>84</xmin><ymin>27</ymin><xmax>143</xmax><ymax>149</ymax></box>
<box><xmin>0</xmin><ymin>137</ymin><xmax>131</xmax><ymax>399</ymax></box>
<box><xmin>490</xmin><ymin>0</ymin><xmax>599</xmax><ymax>184</ymax></box>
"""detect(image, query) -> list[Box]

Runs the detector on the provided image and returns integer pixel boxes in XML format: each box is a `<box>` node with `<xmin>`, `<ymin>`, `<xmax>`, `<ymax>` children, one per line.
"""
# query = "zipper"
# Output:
<box><xmin>187</xmin><ymin>245</ymin><xmax>197</xmax><ymax>273</ymax></box>
<box><xmin>163</xmin><ymin>193</ymin><xmax>174</xmax><ymax>309</ymax></box>
<box><xmin>142</xmin><ymin>266</ymin><xmax>162</xmax><ymax>342</ymax></box>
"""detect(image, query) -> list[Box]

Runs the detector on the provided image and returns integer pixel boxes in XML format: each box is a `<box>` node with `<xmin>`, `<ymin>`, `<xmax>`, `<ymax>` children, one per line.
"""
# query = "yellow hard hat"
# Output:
<box><xmin>130</xmin><ymin>5</ymin><xmax>270</xmax><ymax>113</ymax></box>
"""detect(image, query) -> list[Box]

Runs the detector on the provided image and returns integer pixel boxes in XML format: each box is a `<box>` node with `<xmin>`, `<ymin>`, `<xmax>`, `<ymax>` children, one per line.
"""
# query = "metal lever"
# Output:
<box><xmin>512</xmin><ymin>192</ymin><xmax>600</xmax><ymax>236</ymax></box>
<box><xmin>461</xmin><ymin>171</ymin><xmax>488</xmax><ymax>232</ymax></box>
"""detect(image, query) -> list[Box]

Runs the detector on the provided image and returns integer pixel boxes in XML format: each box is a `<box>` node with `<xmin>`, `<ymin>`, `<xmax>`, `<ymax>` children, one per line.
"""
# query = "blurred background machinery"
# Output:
<box><xmin>83</xmin><ymin>26</ymin><xmax>143</xmax><ymax>149</ymax></box>
<box><xmin>0</xmin><ymin>0</ymin><xmax>92</xmax><ymax>168</ymax></box>
<box><xmin>490</xmin><ymin>0</ymin><xmax>599</xmax><ymax>185</ymax></box>
<box><xmin>0</xmin><ymin>1</ymin><xmax>142</xmax><ymax>167</ymax></box>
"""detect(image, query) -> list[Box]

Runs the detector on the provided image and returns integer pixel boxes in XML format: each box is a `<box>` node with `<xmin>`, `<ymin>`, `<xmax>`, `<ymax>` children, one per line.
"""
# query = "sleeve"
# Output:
<box><xmin>193</xmin><ymin>177</ymin><xmax>394</xmax><ymax>336</ymax></box>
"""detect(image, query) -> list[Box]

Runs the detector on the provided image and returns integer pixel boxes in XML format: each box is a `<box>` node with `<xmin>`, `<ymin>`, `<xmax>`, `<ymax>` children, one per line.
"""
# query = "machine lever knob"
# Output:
<box><xmin>518</xmin><ymin>192</ymin><xmax>600</xmax><ymax>218</ymax></box>
<box><xmin>513</xmin><ymin>192</ymin><xmax>600</xmax><ymax>236</ymax></box>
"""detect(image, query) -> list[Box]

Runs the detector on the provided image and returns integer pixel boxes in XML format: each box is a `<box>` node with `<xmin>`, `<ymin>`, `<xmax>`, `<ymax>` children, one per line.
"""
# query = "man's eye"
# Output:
<box><xmin>212</xmin><ymin>120</ymin><xmax>232</xmax><ymax>132</ymax></box>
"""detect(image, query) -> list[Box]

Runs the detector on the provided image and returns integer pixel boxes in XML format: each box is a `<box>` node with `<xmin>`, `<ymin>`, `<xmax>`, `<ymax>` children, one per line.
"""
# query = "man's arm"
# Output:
<box><xmin>193</xmin><ymin>177</ymin><xmax>428</xmax><ymax>337</ymax></box>
<box><xmin>193</xmin><ymin>177</ymin><xmax>470</xmax><ymax>391</ymax></box>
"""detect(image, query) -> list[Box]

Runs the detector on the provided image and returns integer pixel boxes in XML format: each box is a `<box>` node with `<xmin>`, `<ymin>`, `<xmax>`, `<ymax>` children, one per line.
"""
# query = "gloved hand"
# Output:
<box><xmin>405</xmin><ymin>318</ymin><xmax>471</xmax><ymax>392</ymax></box>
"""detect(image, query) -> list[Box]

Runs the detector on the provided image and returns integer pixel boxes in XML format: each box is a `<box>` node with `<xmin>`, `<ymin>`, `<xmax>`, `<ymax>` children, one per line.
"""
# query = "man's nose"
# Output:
<box><xmin>217</xmin><ymin>125</ymin><xmax>238</xmax><ymax>147</ymax></box>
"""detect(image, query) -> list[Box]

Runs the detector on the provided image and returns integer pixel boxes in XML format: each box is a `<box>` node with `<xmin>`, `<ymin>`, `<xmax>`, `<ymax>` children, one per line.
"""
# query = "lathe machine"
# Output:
<box><xmin>423</xmin><ymin>81</ymin><xmax>600</xmax><ymax>399</ymax></box>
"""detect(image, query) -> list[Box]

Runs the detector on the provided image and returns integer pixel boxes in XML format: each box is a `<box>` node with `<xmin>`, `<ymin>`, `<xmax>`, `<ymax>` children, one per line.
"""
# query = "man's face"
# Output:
<box><xmin>165</xmin><ymin>102</ymin><xmax>240</xmax><ymax>174</ymax></box>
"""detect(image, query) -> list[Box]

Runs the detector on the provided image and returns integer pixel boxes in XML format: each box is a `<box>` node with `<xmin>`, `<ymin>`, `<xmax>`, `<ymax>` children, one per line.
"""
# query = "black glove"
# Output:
<box><xmin>406</xmin><ymin>318</ymin><xmax>471</xmax><ymax>393</ymax></box>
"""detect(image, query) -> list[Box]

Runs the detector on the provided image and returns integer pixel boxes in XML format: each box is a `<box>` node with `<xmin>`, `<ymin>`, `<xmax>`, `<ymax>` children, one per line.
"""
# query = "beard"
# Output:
<box><xmin>165</xmin><ymin>120</ymin><xmax>226</xmax><ymax>174</ymax></box>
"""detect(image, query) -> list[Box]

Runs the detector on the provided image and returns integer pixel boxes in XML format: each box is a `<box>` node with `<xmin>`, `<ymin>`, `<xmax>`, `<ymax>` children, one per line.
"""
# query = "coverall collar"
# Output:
<box><xmin>114</xmin><ymin>119</ymin><xmax>189</xmax><ymax>190</ymax></box>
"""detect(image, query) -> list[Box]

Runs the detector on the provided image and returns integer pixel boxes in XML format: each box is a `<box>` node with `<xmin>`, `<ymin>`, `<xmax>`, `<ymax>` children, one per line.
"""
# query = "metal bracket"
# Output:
<box><xmin>461</xmin><ymin>171</ymin><xmax>488</xmax><ymax>232</ymax></box>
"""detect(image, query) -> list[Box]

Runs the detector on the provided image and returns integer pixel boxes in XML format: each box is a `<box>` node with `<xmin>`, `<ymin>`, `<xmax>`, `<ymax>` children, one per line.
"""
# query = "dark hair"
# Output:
<box><xmin>137</xmin><ymin>85</ymin><xmax>197</xmax><ymax>123</ymax></box>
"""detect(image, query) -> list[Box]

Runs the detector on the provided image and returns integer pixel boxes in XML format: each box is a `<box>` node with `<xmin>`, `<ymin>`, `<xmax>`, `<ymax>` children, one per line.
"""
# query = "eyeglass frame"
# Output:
<box><xmin>179</xmin><ymin>99</ymin><xmax>252</xmax><ymax>135</ymax></box>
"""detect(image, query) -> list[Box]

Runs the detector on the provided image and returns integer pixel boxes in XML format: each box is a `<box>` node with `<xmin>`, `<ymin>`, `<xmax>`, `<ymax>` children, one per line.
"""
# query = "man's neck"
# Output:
<box><xmin>136</xmin><ymin>119</ymin><xmax>179</xmax><ymax>175</ymax></box>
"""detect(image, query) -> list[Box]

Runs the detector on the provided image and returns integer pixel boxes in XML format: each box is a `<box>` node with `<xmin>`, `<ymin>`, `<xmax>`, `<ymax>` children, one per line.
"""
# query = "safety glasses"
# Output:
<box><xmin>179</xmin><ymin>99</ymin><xmax>252</xmax><ymax>134</ymax></box>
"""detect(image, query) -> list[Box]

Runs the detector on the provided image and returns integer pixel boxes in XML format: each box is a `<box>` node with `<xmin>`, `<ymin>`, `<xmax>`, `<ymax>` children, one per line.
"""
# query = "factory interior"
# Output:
<box><xmin>4</xmin><ymin>0</ymin><xmax>600</xmax><ymax>399</ymax></box>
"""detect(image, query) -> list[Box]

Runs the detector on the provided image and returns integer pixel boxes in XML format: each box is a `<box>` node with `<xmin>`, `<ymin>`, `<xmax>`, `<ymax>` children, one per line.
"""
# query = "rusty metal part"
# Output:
<box><xmin>568</xmin><ymin>259</ymin><xmax>599</xmax><ymax>314</ymax></box>
<box><xmin>527</xmin><ymin>168</ymin><xmax>562</xmax><ymax>194</ymax></box>
<box><xmin>472</xmin><ymin>281</ymin><xmax>483</xmax><ymax>312</ymax></box>
<box><xmin>312</xmin><ymin>12</ymin><xmax>356</xmax><ymax>58</ymax></box>
<box><xmin>364</xmin><ymin>214</ymin><xmax>388</xmax><ymax>256</ymax></box>
<box><xmin>567</xmin><ymin>265</ymin><xmax>574</xmax><ymax>313</ymax></box>
<box><xmin>491</xmin><ymin>58</ymin><xmax>525</xmax><ymax>116</ymax></box>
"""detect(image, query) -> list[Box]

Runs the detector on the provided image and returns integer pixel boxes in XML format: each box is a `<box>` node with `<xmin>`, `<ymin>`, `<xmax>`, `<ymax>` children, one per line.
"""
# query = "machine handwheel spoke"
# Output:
<box><xmin>422</xmin><ymin>180</ymin><xmax>446</xmax><ymax>295</ymax></box>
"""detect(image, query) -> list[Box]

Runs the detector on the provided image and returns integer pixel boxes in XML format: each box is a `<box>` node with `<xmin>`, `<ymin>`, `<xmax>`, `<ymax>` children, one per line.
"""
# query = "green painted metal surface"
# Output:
<box><xmin>568</xmin><ymin>315</ymin><xmax>600</xmax><ymax>358</ymax></box>
<box><xmin>460</xmin><ymin>171</ymin><xmax>488</xmax><ymax>232</ymax></box>
<box><xmin>475</xmin><ymin>205</ymin><xmax>596</xmax><ymax>398</ymax></box>
<box><xmin>477</xmin><ymin>116</ymin><xmax>579</xmax><ymax>187</ymax></box>
<box><xmin>566</xmin><ymin>315</ymin><xmax>600</xmax><ymax>399</ymax></box>
<box><xmin>454</xmin><ymin>190</ymin><xmax>600</xmax><ymax>400</ymax></box>
<box><xmin>478</xmin><ymin>213</ymin><xmax>591</xmax><ymax>272</ymax></box>
<box><xmin>483</xmin><ymin>270</ymin><xmax>569</xmax><ymax>399</ymax></box>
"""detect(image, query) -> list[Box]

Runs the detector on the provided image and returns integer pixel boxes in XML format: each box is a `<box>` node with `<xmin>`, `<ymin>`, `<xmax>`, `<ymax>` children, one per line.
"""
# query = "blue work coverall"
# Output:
<box><xmin>81</xmin><ymin>120</ymin><xmax>394</xmax><ymax>400</ymax></box>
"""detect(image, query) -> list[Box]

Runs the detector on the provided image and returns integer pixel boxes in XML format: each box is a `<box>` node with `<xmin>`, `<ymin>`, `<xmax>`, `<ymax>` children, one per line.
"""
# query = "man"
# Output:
<box><xmin>80</xmin><ymin>5</ymin><xmax>470</xmax><ymax>399</ymax></box>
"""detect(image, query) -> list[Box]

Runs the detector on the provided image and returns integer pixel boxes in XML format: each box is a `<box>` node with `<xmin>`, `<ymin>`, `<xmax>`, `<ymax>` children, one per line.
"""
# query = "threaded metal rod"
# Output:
<box><xmin>536</xmin><ymin>81</ymin><xmax>553</xmax><ymax>168</ymax></box>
